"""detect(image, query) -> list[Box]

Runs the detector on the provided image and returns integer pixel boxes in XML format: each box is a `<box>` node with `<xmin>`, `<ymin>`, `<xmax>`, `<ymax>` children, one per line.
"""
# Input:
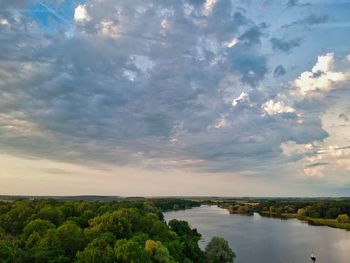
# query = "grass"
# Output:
<box><xmin>300</xmin><ymin>217</ymin><xmax>350</xmax><ymax>230</ymax></box>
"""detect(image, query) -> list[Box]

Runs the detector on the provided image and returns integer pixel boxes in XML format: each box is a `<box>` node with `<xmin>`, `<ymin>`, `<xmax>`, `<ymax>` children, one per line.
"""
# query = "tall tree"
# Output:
<box><xmin>205</xmin><ymin>236</ymin><xmax>236</xmax><ymax>263</ymax></box>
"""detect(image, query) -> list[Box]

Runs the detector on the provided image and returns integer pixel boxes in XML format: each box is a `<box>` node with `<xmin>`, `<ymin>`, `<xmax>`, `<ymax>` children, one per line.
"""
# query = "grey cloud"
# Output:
<box><xmin>305</xmin><ymin>162</ymin><xmax>329</xmax><ymax>168</ymax></box>
<box><xmin>228</xmin><ymin>47</ymin><xmax>268</xmax><ymax>86</ymax></box>
<box><xmin>286</xmin><ymin>0</ymin><xmax>311</xmax><ymax>9</ymax></box>
<box><xmin>239</xmin><ymin>24</ymin><xmax>267</xmax><ymax>45</ymax></box>
<box><xmin>273</xmin><ymin>65</ymin><xmax>286</xmax><ymax>77</ymax></box>
<box><xmin>282</xmin><ymin>14</ymin><xmax>329</xmax><ymax>28</ymax></box>
<box><xmin>271</xmin><ymin>37</ymin><xmax>301</xmax><ymax>52</ymax></box>
<box><xmin>0</xmin><ymin>0</ymin><xmax>31</xmax><ymax>9</ymax></box>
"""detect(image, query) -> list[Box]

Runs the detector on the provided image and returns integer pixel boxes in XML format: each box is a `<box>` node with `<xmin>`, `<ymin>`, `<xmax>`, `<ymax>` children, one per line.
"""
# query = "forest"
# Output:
<box><xmin>0</xmin><ymin>198</ymin><xmax>234</xmax><ymax>263</ymax></box>
<box><xmin>215</xmin><ymin>197</ymin><xmax>350</xmax><ymax>230</ymax></box>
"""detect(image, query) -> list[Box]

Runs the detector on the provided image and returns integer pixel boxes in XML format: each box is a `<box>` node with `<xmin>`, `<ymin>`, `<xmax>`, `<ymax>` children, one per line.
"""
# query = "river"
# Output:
<box><xmin>164</xmin><ymin>205</ymin><xmax>350</xmax><ymax>263</ymax></box>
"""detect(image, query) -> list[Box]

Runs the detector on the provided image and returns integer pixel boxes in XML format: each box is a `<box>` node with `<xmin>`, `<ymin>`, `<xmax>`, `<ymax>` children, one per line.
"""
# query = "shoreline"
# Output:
<box><xmin>258</xmin><ymin>211</ymin><xmax>350</xmax><ymax>231</ymax></box>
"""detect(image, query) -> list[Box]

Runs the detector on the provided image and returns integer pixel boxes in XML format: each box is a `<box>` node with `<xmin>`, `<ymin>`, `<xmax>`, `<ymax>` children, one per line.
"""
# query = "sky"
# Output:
<box><xmin>0</xmin><ymin>0</ymin><xmax>350</xmax><ymax>196</ymax></box>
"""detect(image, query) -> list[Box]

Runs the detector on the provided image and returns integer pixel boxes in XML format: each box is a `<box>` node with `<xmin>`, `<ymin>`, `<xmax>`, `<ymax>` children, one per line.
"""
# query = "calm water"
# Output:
<box><xmin>164</xmin><ymin>205</ymin><xmax>350</xmax><ymax>263</ymax></box>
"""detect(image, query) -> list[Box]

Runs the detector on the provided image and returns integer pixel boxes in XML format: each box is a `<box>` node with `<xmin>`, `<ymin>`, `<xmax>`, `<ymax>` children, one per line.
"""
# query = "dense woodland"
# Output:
<box><xmin>0</xmin><ymin>198</ymin><xmax>234</xmax><ymax>263</ymax></box>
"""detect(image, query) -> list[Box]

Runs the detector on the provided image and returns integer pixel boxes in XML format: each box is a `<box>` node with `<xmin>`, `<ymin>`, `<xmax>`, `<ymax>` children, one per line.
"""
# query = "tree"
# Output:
<box><xmin>336</xmin><ymin>214</ymin><xmax>350</xmax><ymax>223</ymax></box>
<box><xmin>326</xmin><ymin>207</ymin><xmax>341</xmax><ymax>219</ymax></box>
<box><xmin>145</xmin><ymin>240</ymin><xmax>173</xmax><ymax>263</ymax></box>
<box><xmin>114</xmin><ymin>239</ymin><xmax>151</xmax><ymax>263</ymax></box>
<box><xmin>75</xmin><ymin>233</ymin><xmax>116</xmax><ymax>263</ymax></box>
<box><xmin>297</xmin><ymin>208</ymin><xmax>306</xmax><ymax>217</ymax></box>
<box><xmin>35</xmin><ymin>205</ymin><xmax>64</xmax><ymax>226</ymax></box>
<box><xmin>0</xmin><ymin>240</ymin><xmax>14</xmax><ymax>263</ymax></box>
<box><xmin>168</xmin><ymin>219</ymin><xmax>204</xmax><ymax>261</ymax></box>
<box><xmin>168</xmin><ymin>219</ymin><xmax>197</xmax><ymax>238</ymax></box>
<box><xmin>23</xmin><ymin>219</ymin><xmax>55</xmax><ymax>238</ymax></box>
<box><xmin>205</xmin><ymin>237</ymin><xmax>236</xmax><ymax>263</ymax></box>
<box><xmin>55</xmin><ymin>221</ymin><xmax>85</xmax><ymax>256</ymax></box>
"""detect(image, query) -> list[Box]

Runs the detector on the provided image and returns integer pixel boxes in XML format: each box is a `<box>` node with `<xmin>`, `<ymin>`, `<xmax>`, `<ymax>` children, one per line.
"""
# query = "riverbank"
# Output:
<box><xmin>259</xmin><ymin>211</ymin><xmax>350</xmax><ymax>231</ymax></box>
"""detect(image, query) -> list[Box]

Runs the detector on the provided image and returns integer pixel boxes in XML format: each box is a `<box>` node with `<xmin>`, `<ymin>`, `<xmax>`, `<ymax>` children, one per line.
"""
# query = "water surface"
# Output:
<box><xmin>164</xmin><ymin>205</ymin><xmax>350</xmax><ymax>263</ymax></box>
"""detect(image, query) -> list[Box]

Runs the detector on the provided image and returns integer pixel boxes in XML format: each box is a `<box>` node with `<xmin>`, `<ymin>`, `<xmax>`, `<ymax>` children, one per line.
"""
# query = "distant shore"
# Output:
<box><xmin>258</xmin><ymin>211</ymin><xmax>350</xmax><ymax>231</ymax></box>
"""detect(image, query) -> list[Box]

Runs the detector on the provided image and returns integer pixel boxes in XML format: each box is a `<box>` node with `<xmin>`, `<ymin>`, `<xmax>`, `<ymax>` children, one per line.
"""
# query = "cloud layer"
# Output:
<box><xmin>1</xmin><ymin>0</ymin><xmax>350</xmax><ymax>195</ymax></box>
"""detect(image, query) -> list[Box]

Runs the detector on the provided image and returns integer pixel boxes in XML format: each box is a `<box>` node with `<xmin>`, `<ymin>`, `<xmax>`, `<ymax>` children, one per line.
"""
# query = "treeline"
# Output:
<box><xmin>257</xmin><ymin>199</ymin><xmax>350</xmax><ymax>220</ymax></box>
<box><xmin>0</xmin><ymin>199</ymin><xmax>234</xmax><ymax>263</ymax></box>
<box><xmin>211</xmin><ymin>198</ymin><xmax>350</xmax><ymax>229</ymax></box>
<box><xmin>151</xmin><ymin>199</ymin><xmax>200</xmax><ymax>211</ymax></box>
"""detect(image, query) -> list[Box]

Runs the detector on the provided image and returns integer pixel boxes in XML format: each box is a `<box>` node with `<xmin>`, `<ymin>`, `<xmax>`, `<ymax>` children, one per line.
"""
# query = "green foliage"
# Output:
<box><xmin>0</xmin><ymin>240</ymin><xmax>14</xmax><ymax>263</ymax></box>
<box><xmin>145</xmin><ymin>240</ymin><xmax>174</xmax><ymax>263</ymax></box>
<box><xmin>168</xmin><ymin>219</ymin><xmax>204</xmax><ymax>262</ymax></box>
<box><xmin>297</xmin><ymin>208</ymin><xmax>306</xmax><ymax>217</ymax></box>
<box><xmin>256</xmin><ymin>199</ymin><xmax>350</xmax><ymax>221</ymax></box>
<box><xmin>205</xmin><ymin>237</ymin><xmax>236</xmax><ymax>263</ymax></box>
<box><xmin>75</xmin><ymin>233</ymin><xmax>116</xmax><ymax>263</ymax></box>
<box><xmin>0</xmin><ymin>199</ymin><xmax>203</xmax><ymax>263</ymax></box>
<box><xmin>34</xmin><ymin>205</ymin><xmax>65</xmax><ymax>226</ymax></box>
<box><xmin>23</xmin><ymin>219</ymin><xmax>55</xmax><ymax>238</ymax></box>
<box><xmin>115</xmin><ymin>239</ymin><xmax>151</xmax><ymax>263</ymax></box>
<box><xmin>336</xmin><ymin>214</ymin><xmax>350</xmax><ymax>223</ymax></box>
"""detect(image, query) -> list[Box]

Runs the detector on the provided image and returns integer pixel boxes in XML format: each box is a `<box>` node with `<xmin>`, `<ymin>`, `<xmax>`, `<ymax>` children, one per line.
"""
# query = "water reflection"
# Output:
<box><xmin>164</xmin><ymin>205</ymin><xmax>350</xmax><ymax>263</ymax></box>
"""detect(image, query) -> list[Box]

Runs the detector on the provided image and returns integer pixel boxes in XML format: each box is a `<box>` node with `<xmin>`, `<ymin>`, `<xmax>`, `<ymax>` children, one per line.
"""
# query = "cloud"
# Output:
<box><xmin>203</xmin><ymin>0</ymin><xmax>218</xmax><ymax>16</ymax></box>
<box><xmin>0</xmin><ymin>18</ymin><xmax>10</xmax><ymax>26</ymax></box>
<box><xmin>293</xmin><ymin>53</ymin><xmax>350</xmax><ymax>97</ymax></box>
<box><xmin>74</xmin><ymin>4</ymin><xmax>91</xmax><ymax>23</ymax></box>
<box><xmin>0</xmin><ymin>0</ymin><xmax>274</xmax><ymax>171</ymax></box>
<box><xmin>286</xmin><ymin>0</ymin><xmax>311</xmax><ymax>9</ymax></box>
<box><xmin>97</xmin><ymin>20</ymin><xmax>120</xmax><ymax>38</ymax></box>
<box><xmin>239</xmin><ymin>24</ymin><xmax>266</xmax><ymax>45</ymax></box>
<box><xmin>262</xmin><ymin>100</ymin><xmax>295</xmax><ymax>115</ymax></box>
<box><xmin>303</xmin><ymin>166</ymin><xmax>324</xmax><ymax>177</ymax></box>
<box><xmin>232</xmin><ymin>92</ymin><xmax>251</xmax><ymax>107</ymax></box>
<box><xmin>0</xmin><ymin>0</ymin><xmax>347</xmax><ymax>189</ymax></box>
<box><xmin>271</xmin><ymin>37</ymin><xmax>301</xmax><ymax>52</ymax></box>
<box><xmin>224</xmin><ymin>38</ymin><xmax>239</xmax><ymax>48</ymax></box>
<box><xmin>273</xmin><ymin>65</ymin><xmax>286</xmax><ymax>77</ymax></box>
<box><xmin>283</xmin><ymin>14</ymin><xmax>329</xmax><ymax>28</ymax></box>
<box><xmin>305</xmin><ymin>162</ymin><xmax>328</xmax><ymax>168</ymax></box>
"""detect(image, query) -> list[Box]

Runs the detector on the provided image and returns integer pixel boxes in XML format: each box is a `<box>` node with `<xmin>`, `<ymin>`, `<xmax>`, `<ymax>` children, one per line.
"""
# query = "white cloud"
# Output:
<box><xmin>294</xmin><ymin>53</ymin><xmax>349</xmax><ymax>97</ymax></box>
<box><xmin>232</xmin><ymin>92</ymin><xmax>250</xmax><ymax>107</ymax></box>
<box><xmin>160</xmin><ymin>19</ymin><xmax>170</xmax><ymax>30</ymax></box>
<box><xmin>203</xmin><ymin>0</ymin><xmax>217</xmax><ymax>16</ymax></box>
<box><xmin>0</xmin><ymin>18</ymin><xmax>9</xmax><ymax>26</ymax></box>
<box><xmin>224</xmin><ymin>38</ymin><xmax>239</xmax><ymax>48</ymax></box>
<box><xmin>262</xmin><ymin>99</ymin><xmax>295</xmax><ymax>115</ymax></box>
<box><xmin>97</xmin><ymin>20</ymin><xmax>120</xmax><ymax>38</ymax></box>
<box><xmin>74</xmin><ymin>4</ymin><xmax>91</xmax><ymax>23</ymax></box>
